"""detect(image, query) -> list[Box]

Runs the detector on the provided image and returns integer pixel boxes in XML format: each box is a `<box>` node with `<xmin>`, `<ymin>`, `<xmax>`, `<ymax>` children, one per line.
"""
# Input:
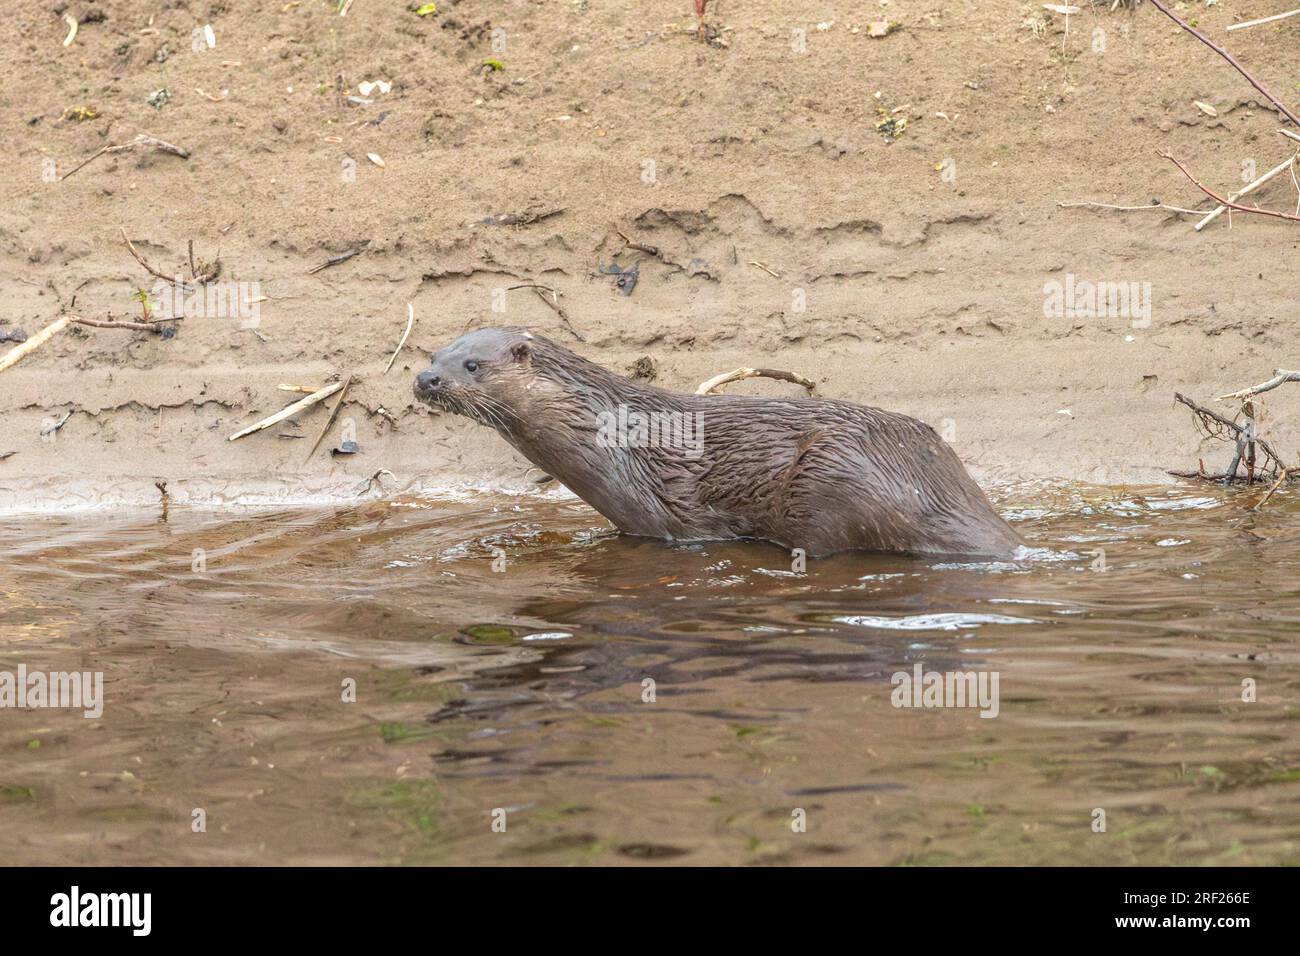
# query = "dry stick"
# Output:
<box><xmin>1254</xmin><ymin>466</ymin><xmax>1300</xmax><ymax>511</ymax></box>
<box><xmin>228</xmin><ymin>380</ymin><xmax>344</xmax><ymax>441</ymax></box>
<box><xmin>307</xmin><ymin>248</ymin><xmax>363</xmax><ymax>275</ymax></box>
<box><xmin>1226</xmin><ymin>7</ymin><xmax>1300</xmax><ymax>32</ymax></box>
<box><xmin>615</xmin><ymin>230</ymin><xmax>660</xmax><ymax>257</ymax></box>
<box><xmin>1057</xmin><ymin>200</ymin><xmax>1206</xmax><ymax>216</ymax></box>
<box><xmin>59</xmin><ymin>134</ymin><xmax>190</xmax><ymax>181</ymax></box>
<box><xmin>1146</xmin><ymin>0</ymin><xmax>1300</xmax><ymax>129</ymax></box>
<box><xmin>1195</xmin><ymin>154</ymin><xmax>1297</xmax><ymax>230</ymax></box>
<box><xmin>358</xmin><ymin>468</ymin><xmax>396</xmax><ymax>496</ymax></box>
<box><xmin>0</xmin><ymin>315</ymin><xmax>71</xmax><ymax>375</ymax></box>
<box><xmin>1160</xmin><ymin>151</ymin><xmax>1300</xmax><ymax>223</ymax></box>
<box><xmin>69</xmin><ymin>315</ymin><xmax>170</xmax><ymax>331</ymax></box>
<box><xmin>696</xmin><ymin>367</ymin><xmax>816</xmax><ymax>396</ymax></box>
<box><xmin>505</xmin><ymin>284</ymin><xmax>585</xmax><ymax>341</ymax></box>
<box><xmin>305</xmin><ymin>374</ymin><xmax>352</xmax><ymax>460</ymax></box>
<box><xmin>534</xmin><ymin>287</ymin><xmax>584</xmax><ymax>341</ymax></box>
<box><xmin>278</xmin><ymin>383</ymin><xmax>324</xmax><ymax>393</ymax></box>
<box><xmin>1218</xmin><ymin>369</ymin><xmax>1300</xmax><ymax>401</ymax></box>
<box><xmin>384</xmin><ymin>303</ymin><xmax>414</xmax><ymax>374</ymax></box>
<box><xmin>1176</xmin><ymin>392</ymin><xmax>1246</xmax><ymax>433</ymax></box>
<box><xmin>119</xmin><ymin>228</ymin><xmax>180</xmax><ymax>284</ymax></box>
<box><xmin>1244</xmin><ymin>399</ymin><xmax>1258</xmax><ymax>482</ymax></box>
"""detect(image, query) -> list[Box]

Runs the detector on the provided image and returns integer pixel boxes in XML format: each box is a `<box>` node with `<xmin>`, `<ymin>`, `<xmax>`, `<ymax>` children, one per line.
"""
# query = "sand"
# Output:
<box><xmin>2</xmin><ymin>0</ymin><xmax>1298</xmax><ymax>510</ymax></box>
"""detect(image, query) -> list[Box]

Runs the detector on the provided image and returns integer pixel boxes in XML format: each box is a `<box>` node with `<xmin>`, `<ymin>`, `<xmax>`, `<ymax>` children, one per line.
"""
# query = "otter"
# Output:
<box><xmin>414</xmin><ymin>327</ymin><xmax>1023</xmax><ymax>558</ymax></box>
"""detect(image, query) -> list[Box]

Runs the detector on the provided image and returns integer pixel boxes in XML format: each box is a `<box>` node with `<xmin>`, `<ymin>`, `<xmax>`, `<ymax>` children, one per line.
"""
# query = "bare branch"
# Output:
<box><xmin>1218</xmin><ymin>369</ymin><xmax>1300</xmax><ymax>402</ymax></box>
<box><xmin>1146</xmin><ymin>0</ymin><xmax>1300</xmax><ymax>129</ymax></box>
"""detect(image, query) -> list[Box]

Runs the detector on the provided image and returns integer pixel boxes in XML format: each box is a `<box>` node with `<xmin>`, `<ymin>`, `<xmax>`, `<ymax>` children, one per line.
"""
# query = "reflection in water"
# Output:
<box><xmin>0</xmin><ymin>485</ymin><xmax>1298</xmax><ymax>865</ymax></box>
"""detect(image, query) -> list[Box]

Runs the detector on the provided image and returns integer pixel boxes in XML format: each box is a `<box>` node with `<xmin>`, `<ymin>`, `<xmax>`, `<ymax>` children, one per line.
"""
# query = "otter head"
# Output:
<box><xmin>414</xmin><ymin>327</ymin><xmax>536</xmax><ymax>433</ymax></box>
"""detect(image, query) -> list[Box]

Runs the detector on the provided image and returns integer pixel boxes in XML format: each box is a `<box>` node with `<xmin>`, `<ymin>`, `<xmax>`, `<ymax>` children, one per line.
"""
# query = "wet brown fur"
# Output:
<box><xmin>415</xmin><ymin>328</ymin><xmax>1024</xmax><ymax>558</ymax></box>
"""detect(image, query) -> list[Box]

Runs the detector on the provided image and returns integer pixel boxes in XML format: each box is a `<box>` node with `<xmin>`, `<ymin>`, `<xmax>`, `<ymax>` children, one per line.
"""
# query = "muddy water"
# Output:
<box><xmin>1</xmin><ymin>485</ymin><xmax>1298</xmax><ymax>866</ymax></box>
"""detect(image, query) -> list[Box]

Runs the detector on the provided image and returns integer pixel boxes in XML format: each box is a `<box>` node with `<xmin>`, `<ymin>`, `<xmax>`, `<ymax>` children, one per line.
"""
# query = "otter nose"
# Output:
<box><xmin>416</xmin><ymin>370</ymin><xmax>441</xmax><ymax>392</ymax></box>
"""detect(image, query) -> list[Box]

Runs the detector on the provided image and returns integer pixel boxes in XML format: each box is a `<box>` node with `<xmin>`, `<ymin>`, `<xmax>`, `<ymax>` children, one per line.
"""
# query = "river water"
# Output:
<box><xmin>1</xmin><ymin>484</ymin><xmax>1297</xmax><ymax>865</ymax></box>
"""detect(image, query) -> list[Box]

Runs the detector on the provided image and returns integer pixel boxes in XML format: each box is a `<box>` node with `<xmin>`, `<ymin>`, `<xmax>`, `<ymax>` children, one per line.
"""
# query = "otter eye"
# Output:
<box><xmin>464</xmin><ymin>360</ymin><xmax>479</xmax><ymax>373</ymax></box>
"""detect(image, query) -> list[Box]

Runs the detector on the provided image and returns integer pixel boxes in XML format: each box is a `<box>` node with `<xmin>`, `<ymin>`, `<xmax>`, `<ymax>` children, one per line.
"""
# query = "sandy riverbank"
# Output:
<box><xmin>2</xmin><ymin>0</ymin><xmax>1298</xmax><ymax>510</ymax></box>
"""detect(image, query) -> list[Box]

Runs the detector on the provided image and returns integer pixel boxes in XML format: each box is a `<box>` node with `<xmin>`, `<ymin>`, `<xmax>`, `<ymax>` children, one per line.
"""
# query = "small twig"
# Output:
<box><xmin>69</xmin><ymin>314</ymin><xmax>170</xmax><ymax>331</ymax></box>
<box><xmin>1218</xmin><ymin>369</ymin><xmax>1300</xmax><ymax>401</ymax></box>
<box><xmin>1254</xmin><ymin>467</ymin><xmax>1300</xmax><ymax>511</ymax></box>
<box><xmin>384</xmin><ymin>303</ymin><xmax>415</xmax><ymax>374</ymax></box>
<box><xmin>615</xmin><ymin>229</ymin><xmax>661</xmax><ymax>257</ymax></box>
<box><xmin>305</xmin><ymin>374</ymin><xmax>353</xmax><ymax>459</ymax></box>
<box><xmin>1176</xmin><ymin>391</ymin><xmax>1245</xmax><ymax>434</ymax></box>
<box><xmin>1243</xmin><ymin>399</ymin><xmax>1258</xmax><ymax>483</ymax></box>
<box><xmin>120</xmin><ymin>227</ymin><xmax>180</xmax><ymax>283</ymax></box>
<box><xmin>480</xmin><ymin>207</ymin><xmax>564</xmax><ymax>227</ymax></box>
<box><xmin>40</xmin><ymin>412</ymin><xmax>73</xmax><ymax>439</ymax></box>
<box><xmin>1057</xmin><ymin>200</ymin><xmax>1207</xmax><ymax>216</ymax></box>
<box><xmin>358</xmin><ymin>468</ymin><xmax>396</xmax><ymax>496</ymax></box>
<box><xmin>506</xmin><ymin>283</ymin><xmax>585</xmax><ymax>341</ymax></box>
<box><xmin>1146</xmin><ymin>0</ymin><xmax>1300</xmax><ymax>129</ymax></box>
<box><xmin>1160</xmin><ymin>151</ymin><xmax>1300</xmax><ymax>223</ymax></box>
<box><xmin>307</xmin><ymin>247</ymin><xmax>364</xmax><ymax>275</ymax></box>
<box><xmin>228</xmin><ymin>380</ymin><xmax>344</xmax><ymax>441</ymax></box>
<box><xmin>696</xmin><ymin>367</ymin><xmax>816</xmax><ymax>396</ymax></box>
<box><xmin>749</xmin><ymin>261</ymin><xmax>781</xmax><ymax>278</ymax></box>
<box><xmin>1226</xmin><ymin>7</ymin><xmax>1300</xmax><ymax>32</ymax></box>
<box><xmin>59</xmin><ymin>134</ymin><xmax>191</xmax><ymax>181</ymax></box>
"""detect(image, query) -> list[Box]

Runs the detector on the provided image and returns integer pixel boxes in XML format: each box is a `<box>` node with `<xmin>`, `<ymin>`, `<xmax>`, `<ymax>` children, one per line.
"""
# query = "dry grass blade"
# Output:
<box><xmin>385</xmin><ymin>304</ymin><xmax>415</xmax><ymax>374</ymax></box>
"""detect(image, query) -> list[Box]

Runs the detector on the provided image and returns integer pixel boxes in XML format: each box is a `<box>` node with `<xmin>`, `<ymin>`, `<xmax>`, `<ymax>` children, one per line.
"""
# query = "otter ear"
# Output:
<box><xmin>510</xmin><ymin>341</ymin><xmax>531</xmax><ymax>365</ymax></box>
